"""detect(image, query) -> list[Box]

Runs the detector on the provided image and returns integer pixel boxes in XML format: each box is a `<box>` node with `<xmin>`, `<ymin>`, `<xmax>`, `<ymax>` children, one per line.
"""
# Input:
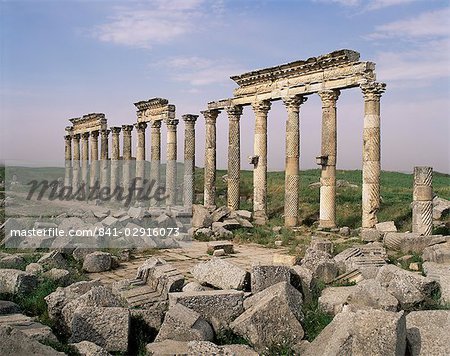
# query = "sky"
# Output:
<box><xmin>1</xmin><ymin>0</ymin><xmax>449</xmax><ymax>173</ymax></box>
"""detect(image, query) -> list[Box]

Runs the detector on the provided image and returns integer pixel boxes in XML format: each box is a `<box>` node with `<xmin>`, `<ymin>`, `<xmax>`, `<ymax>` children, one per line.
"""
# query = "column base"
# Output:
<box><xmin>284</xmin><ymin>216</ymin><xmax>298</xmax><ymax>228</ymax></box>
<box><xmin>253</xmin><ymin>211</ymin><xmax>268</xmax><ymax>225</ymax></box>
<box><xmin>319</xmin><ymin>220</ymin><xmax>336</xmax><ymax>229</ymax></box>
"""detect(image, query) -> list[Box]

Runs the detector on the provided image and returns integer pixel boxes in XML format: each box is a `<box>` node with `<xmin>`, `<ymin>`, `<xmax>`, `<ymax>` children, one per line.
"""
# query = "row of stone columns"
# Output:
<box><xmin>202</xmin><ymin>81</ymin><xmax>385</xmax><ymax>228</ymax></box>
<box><xmin>65</xmin><ymin>116</ymin><xmax>198</xmax><ymax>208</ymax></box>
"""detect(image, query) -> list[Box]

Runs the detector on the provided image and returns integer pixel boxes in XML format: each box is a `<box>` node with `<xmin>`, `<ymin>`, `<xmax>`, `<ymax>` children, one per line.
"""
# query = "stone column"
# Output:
<box><xmin>64</xmin><ymin>131</ymin><xmax>72</xmax><ymax>188</ymax></box>
<box><xmin>89</xmin><ymin>130</ymin><xmax>99</xmax><ymax>191</ymax></box>
<box><xmin>122</xmin><ymin>125</ymin><xmax>133</xmax><ymax>193</ymax></box>
<box><xmin>226</xmin><ymin>105</ymin><xmax>243</xmax><ymax>211</ymax></box>
<box><xmin>361</xmin><ymin>82</ymin><xmax>386</xmax><ymax>229</ymax></box>
<box><xmin>282</xmin><ymin>95</ymin><xmax>307</xmax><ymax>227</ymax></box>
<box><xmin>100</xmin><ymin>129</ymin><xmax>110</xmax><ymax>192</ymax></box>
<box><xmin>202</xmin><ymin>109</ymin><xmax>220</xmax><ymax>208</ymax></box>
<box><xmin>72</xmin><ymin>133</ymin><xmax>81</xmax><ymax>191</ymax></box>
<box><xmin>252</xmin><ymin>100</ymin><xmax>271</xmax><ymax>225</ymax></box>
<box><xmin>135</xmin><ymin>122</ymin><xmax>147</xmax><ymax>200</ymax></box>
<box><xmin>150</xmin><ymin>120</ymin><xmax>162</xmax><ymax>207</ymax></box>
<box><xmin>110</xmin><ymin>127</ymin><xmax>121</xmax><ymax>194</ymax></box>
<box><xmin>412</xmin><ymin>166</ymin><xmax>433</xmax><ymax>235</ymax></box>
<box><xmin>318</xmin><ymin>90</ymin><xmax>340</xmax><ymax>228</ymax></box>
<box><xmin>182</xmin><ymin>114</ymin><xmax>198</xmax><ymax>210</ymax></box>
<box><xmin>166</xmin><ymin>119</ymin><xmax>179</xmax><ymax>206</ymax></box>
<box><xmin>81</xmin><ymin>132</ymin><xmax>90</xmax><ymax>190</ymax></box>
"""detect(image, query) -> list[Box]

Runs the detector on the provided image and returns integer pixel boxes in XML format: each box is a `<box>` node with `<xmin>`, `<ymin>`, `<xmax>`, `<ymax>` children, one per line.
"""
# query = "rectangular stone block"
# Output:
<box><xmin>0</xmin><ymin>269</ymin><xmax>37</xmax><ymax>295</ymax></box>
<box><xmin>251</xmin><ymin>265</ymin><xmax>291</xmax><ymax>293</ymax></box>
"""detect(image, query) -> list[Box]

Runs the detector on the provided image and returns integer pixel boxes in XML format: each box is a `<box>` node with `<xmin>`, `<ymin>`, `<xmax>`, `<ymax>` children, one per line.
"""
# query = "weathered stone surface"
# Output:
<box><xmin>43</xmin><ymin>268</ymin><xmax>71</xmax><ymax>286</ymax></box>
<box><xmin>423</xmin><ymin>262</ymin><xmax>450</xmax><ymax>303</ymax></box>
<box><xmin>231</xmin><ymin>282</ymin><xmax>304</xmax><ymax>352</ymax></box>
<box><xmin>70</xmin><ymin>306</ymin><xmax>130</xmax><ymax>352</ymax></box>
<box><xmin>302</xmin><ymin>248</ymin><xmax>338</xmax><ymax>283</ymax></box>
<box><xmin>310</xmin><ymin>238</ymin><xmax>333</xmax><ymax>254</ymax></box>
<box><xmin>423</xmin><ymin>241</ymin><xmax>450</xmax><ymax>264</ymax></box>
<box><xmin>128</xmin><ymin>206</ymin><xmax>145</xmax><ymax>219</ymax></box>
<box><xmin>187</xmin><ymin>341</ymin><xmax>258</xmax><ymax>355</ymax></box>
<box><xmin>348</xmin><ymin>279</ymin><xmax>399</xmax><ymax>311</ymax></box>
<box><xmin>0</xmin><ymin>255</ymin><xmax>24</xmax><ymax>269</ymax></box>
<box><xmin>25</xmin><ymin>262</ymin><xmax>44</xmax><ymax>275</ymax></box>
<box><xmin>290</xmin><ymin>265</ymin><xmax>315</xmax><ymax>303</ymax></box>
<box><xmin>206</xmin><ymin>240</ymin><xmax>234</xmax><ymax>254</ymax></box>
<box><xmin>0</xmin><ymin>269</ymin><xmax>38</xmax><ymax>295</ymax></box>
<box><xmin>146</xmin><ymin>339</ymin><xmax>189</xmax><ymax>355</ymax></box>
<box><xmin>0</xmin><ymin>301</ymin><xmax>20</xmax><ymax>315</ymax></box>
<box><xmin>192</xmin><ymin>258</ymin><xmax>249</xmax><ymax>290</ymax></box>
<box><xmin>101</xmin><ymin>216</ymin><xmax>118</xmax><ymax>227</ymax></box>
<box><xmin>72</xmin><ymin>247</ymin><xmax>97</xmax><ymax>262</ymax></box>
<box><xmin>375</xmin><ymin>264</ymin><xmax>439</xmax><ymax>309</ymax></box>
<box><xmin>406</xmin><ymin>310</ymin><xmax>450</xmax><ymax>356</ymax></box>
<box><xmin>251</xmin><ymin>264</ymin><xmax>291</xmax><ymax>293</ymax></box>
<box><xmin>0</xmin><ymin>313</ymin><xmax>57</xmax><ymax>343</ymax></box>
<box><xmin>211</xmin><ymin>206</ymin><xmax>230</xmax><ymax>222</ymax></box>
<box><xmin>433</xmin><ymin>196</ymin><xmax>450</xmax><ymax>220</ymax></box>
<box><xmin>192</xmin><ymin>205</ymin><xmax>212</xmax><ymax>229</ymax></box>
<box><xmin>211</xmin><ymin>222</ymin><xmax>233</xmax><ymax>239</ymax></box>
<box><xmin>375</xmin><ymin>221</ymin><xmax>397</xmax><ymax>233</ymax></box>
<box><xmin>83</xmin><ymin>252</ymin><xmax>112</xmax><ymax>272</ymax></box>
<box><xmin>0</xmin><ymin>325</ymin><xmax>64</xmax><ymax>356</ymax></box>
<box><xmin>339</xmin><ymin>226</ymin><xmax>351</xmax><ymax>236</ymax></box>
<box><xmin>155</xmin><ymin>304</ymin><xmax>214</xmax><ymax>342</ymax></box>
<box><xmin>70</xmin><ymin>340</ymin><xmax>111</xmax><ymax>356</ymax></box>
<box><xmin>333</xmin><ymin>244</ymin><xmax>387</xmax><ymax>275</ymax></box>
<box><xmin>361</xmin><ymin>228</ymin><xmax>382</xmax><ymax>242</ymax></box>
<box><xmin>304</xmin><ymin>309</ymin><xmax>406</xmax><ymax>356</ymax></box>
<box><xmin>38</xmin><ymin>250</ymin><xmax>68</xmax><ymax>269</ymax></box>
<box><xmin>385</xmin><ymin>232</ymin><xmax>447</xmax><ymax>254</ymax></box>
<box><xmin>212</xmin><ymin>249</ymin><xmax>225</xmax><ymax>257</ymax></box>
<box><xmin>182</xmin><ymin>281</ymin><xmax>209</xmax><ymax>292</ymax></box>
<box><xmin>273</xmin><ymin>253</ymin><xmax>298</xmax><ymax>266</ymax></box>
<box><xmin>318</xmin><ymin>286</ymin><xmax>356</xmax><ymax>315</ymax></box>
<box><xmin>169</xmin><ymin>290</ymin><xmax>245</xmax><ymax>332</ymax></box>
<box><xmin>194</xmin><ymin>227</ymin><xmax>213</xmax><ymax>238</ymax></box>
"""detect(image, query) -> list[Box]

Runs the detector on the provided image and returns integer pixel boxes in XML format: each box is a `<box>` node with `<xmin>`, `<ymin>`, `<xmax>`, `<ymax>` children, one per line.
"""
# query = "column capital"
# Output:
<box><xmin>90</xmin><ymin>130</ymin><xmax>100</xmax><ymax>139</ymax></box>
<box><xmin>252</xmin><ymin>100</ymin><xmax>271</xmax><ymax>115</ymax></box>
<box><xmin>100</xmin><ymin>129</ymin><xmax>110</xmax><ymax>137</ymax></box>
<box><xmin>64</xmin><ymin>135</ymin><xmax>72</xmax><ymax>142</ymax></box>
<box><xmin>282</xmin><ymin>95</ymin><xmax>307</xmax><ymax>110</ymax></box>
<box><xmin>201</xmin><ymin>109</ymin><xmax>221</xmax><ymax>124</ymax></box>
<box><xmin>166</xmin><ymin>119</ymin><xmax>179</xmax><ymax>129</ymax></box>
<box><xmin>81</xmin><ymin>132</ymin><xmax>90</xmax><ymax>139</ymax></box>
<box><xmin>182</xmin><ymin>114</ymin><xmax>199</xmax><ymax>123</ymax></box>
<box><xmin>110</xmin><ymin>126</ymin><xmax>121</xmax><ymax>135</ymax></box>
<box><xmin>65</xmin><ymin>126</ymin><xmax>73</xmax><ymax>134</ymax></box>
<box><xmin>73</xmin><ymin>133</ymin><xmax>81</xmax><ymax>140</ymax></box>
<box><xmin>361</xmin><ymin>81</ymin><xmax>386</xmax><ymax>101</ymax></box>
<box><xmin>151</xmin><ymin>120</ymin><xmax>162</xmax><ymax>129</ymax></box>
<box><xmin>134</xmin><ymin>122</ymin><xmax>148</xmax><ymax>132</ymax></box>
<box><xmin>318</xmin><ymin>89</ymin><xmax>340</xmax><ymax>105</ymax></box>
<box><xmin>226</xmin><ymin>105</ymin><xmax>243</xmax><ymax>120</ymax></box>
<box><xmin>122</xmin><ymin>125</ymin><xmax>134</xmax><ymax>134</ymax></box>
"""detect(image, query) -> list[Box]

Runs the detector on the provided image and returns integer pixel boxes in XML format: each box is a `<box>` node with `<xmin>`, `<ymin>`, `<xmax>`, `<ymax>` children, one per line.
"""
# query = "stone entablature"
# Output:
<box><xmin>69</xmin><ymin>113</ymin><xmax>107</xmax><ymax>134</ymax></box>
<box><xmin>207</xmin><ymin>49</ymin><xmax>375</xmax><ymax>109</ymax></box>
<box><xmin>134</xmin><ymin>97</ymin><xmax>176</xmax><ymax>123</ymax></box>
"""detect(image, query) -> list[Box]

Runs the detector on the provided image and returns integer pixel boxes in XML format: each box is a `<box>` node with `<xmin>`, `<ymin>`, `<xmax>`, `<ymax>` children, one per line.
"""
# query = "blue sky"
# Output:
<box><xmin>1</xmin><ymin>0</ymin><xmax>449</xmax><ymax>173</ymax></box>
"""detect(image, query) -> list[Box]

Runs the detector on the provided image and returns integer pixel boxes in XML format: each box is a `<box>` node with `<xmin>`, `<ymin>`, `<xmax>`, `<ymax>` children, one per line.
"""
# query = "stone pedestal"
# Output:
<box><xmin>110</xmin><ymin>127</ymin><xmax>121</xmax><ymax>193</ymax></box>
<box><xmin>72</xmin><ymin>134</ymin><xmax>81</xmax><ymax>191</ymax></box>
<box><xmin>226</xmin><ymin>106</ymin><xmax>243</xmax><ymax>211</ymax></box>
<box><xmin>412</xmin><ymin>166</ymin><xmax>433</xmax><ymax>236</ymax></box>
<box><xmin>318</xmin><ymin>90</ymin><xmax>340</xmax><ymax>228</ymax></box>
<box><xmin>122</xmin><ymin>125</ymin><xmax>133</xmax><ymax>194</ymax></box>
<box><xmin>166</xmin><ymin>119</ymin><xmax>179</xmax><ymax>206</ymax></box>
<box><xmin>81</xmin><ymin>132</ymin><xmax>90</xmax><ymax>191</ymax></box>
<box><xmin>182</xmin><ymin>115</ymin><xmax>198</xmax><ymax>210</ymax></box>
<box><xmin>100</xmin><ymin>129</ymin><xmax>110</xmax><ymax>192</ymax></box>
<box><xmin>282</xmin><ymin>95</ymin><xmax>306</xmax><ymax>227</ymax></box>
<box><xmin>361</xmin><ymin>82</ymin><xmax>386</xmax><ymax>229</ymax></box>
<box><xmin>252</xmin><ymin>100</ymin><xmax>271</xmax><ymax>225</ymax></box>
<box><xmin>90</xmin><ymin>130</ymin><xmax>99</xmax><ymax>190</ymax></box>
<box><xmin>135</xmin><ymin>122</ymin><xmax>147</xmax><ymax>199</ymax></box>
<box><xmin>202</xmin><ymin>109</ymin><xmax>220</xmax><ymax>208</ymax></box>
<box><xmin>64</xmin><ymin>131</ymin><xmax>72</xmax><ymax>188</ymax></box>
<box><xmin>150</xmin><ymin>121</ymin><xmax>162</xmax><ymax>206</ymax></box>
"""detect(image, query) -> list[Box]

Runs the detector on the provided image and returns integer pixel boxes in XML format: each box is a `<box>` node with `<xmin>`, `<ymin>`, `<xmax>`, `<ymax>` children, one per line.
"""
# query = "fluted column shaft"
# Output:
<box><xmin>202</xmin><ymin>110</ymin><xmax>220</xmax><ymax>208</ymax></box>
<box><xmin>227</xmin><ymin>105</ymin><xmax>243</xmax><ymax>210</ymax></box>
<box><xmin>135</xmin><ymin>122</ymin><xmax>147</xmax><ymax>199</ymax></box>
<box><xmin>150</xmin><ymin>121</ymin><xmax>162</xmax><ymax>206</ymax></box>
<box><xmin>122</xmin><ymin>125</ymin><xmax>133</xmax><ymax>191</ymax></box>
<box><xmin>72</xmin><ymin>134</ymin><xmax>81</xmax><ymax>191</ymax></box>
<box><xmin>90</xmin><ymin>130</ymin><xmax>99</xmax><ymax>189</ymax></box>
<box><xmin>64</xmin><ymin>134</ymin><xmax>72</xmax><ymax>187</ymax></box>
<box><xmin>182</xmin><ymin>114</ymin><xmax>198</xmax><ymax>209</ymax></box>
<box><xmin>166</xmin><ymin>119</ymin><xmax>179</xmax><ymax>206</ymax></box>
<box><xmin>100</xmin><ymin>129</ymin><xmax>110</xmax><ymax>191</ymax></box>
<box><xmin>252</xmin><ymin>100</ymin><xmax>271</xmax><ymax>225</ymax></box>
<box><xmin>81</xmin><ymin>132</ymin><xmax>90</xmax><ymax>188</ymax></box>
<box><xmin>283</xmin><ymin>95</ymin><xmax>307</xmax><ymax>227</ymax></box>
<box><xmin>412</xmin><ymin>166</ymin><xmax>433</xmax><ymax>235</ymax></box>
<box><xmin>361</xmin><ymin>82</ymin><xmax>386</xmax><ymax>228</ymax></box>
<box><xmin>318</xmin><ymin>90</ymin><xmax>340</xmax><ymax>228</ymax></box>
<box><xmin>110</xmin><ymin>127</ymin><xmax>121</xmax><ymax>192</ymax></box>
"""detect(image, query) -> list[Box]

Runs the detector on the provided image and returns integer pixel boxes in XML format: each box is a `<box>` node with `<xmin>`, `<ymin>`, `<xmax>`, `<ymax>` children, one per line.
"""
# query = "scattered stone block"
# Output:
<box><xmin>25</xmin><ymin>263</ymin><xmax>44</xmax><ymax>275</ymax></box>
<box><xmin>0</xmin><ymin>313</ymin><xmax>57</xmax><ymax>343</ymax></box>
<box><xmin>155</xmin><ymin>304</ymin><xmax>214</xmax><ymax>342</ymax></box>
<box><xmin>221</xmin><ymin>219</ymin><xmax>241</xmax><ymax>229</ymax></box>
<box><xmin>406</xmin><ymin>310</ymin><xmax>450</xmax><ymax>356</ymax></box>
<box><xmin>375</xmin><ymin>221</ymin><xmax>397</xmax><ymax>233</ymax></box>
<box><xmin>423</xmin><ymin>262</ymin><xmax>450</xmax><ymax>304</ymax></box>
<box><xmin>318</xmin><ymin>286</ymin><xmax>356</xmax><ymax>315</ymax></box>
<box><xmin>169</xmin><ymin>290</ymin><xmax>245</xmax><ymax>333</ymax></box>
<box><xmin>339</xmin><ymin>226</ymin><xmax>351</xmax><ymax>236</ymax></box>
<box><xmin>127</xmin><ymin>206</ymin><xmax>145</xmax><ymax>219</ymax></box>
<box><xmin>194</xmin><ymin>227</ymin><xmax>213</xmax><ymax>238</ymax></box>
<box><xmin>348</xmin><ymin>279</ymin><xmax>399</xmax><ymax>312</ymax></box>
<box><xmin>423</xmin><ymin>242</ymin><xmax>450</xmax><ymax>264</ymax></box>
<box><xmin>290</xmin><ymin>265</ymin><xmax>315</xmax><ymax>303</ymax></box>
<box><xmin>38</xmin><ymin>250</ymin><xmax>68</xmax><ymax>269</ymax></box>
<box><xmin>310</xmin><ymin>238</ymin><xmax>333</xmax><ymax>254</ymax></box>
<box><xmin>361</xmin><ymin>228</ymin><xmax>382</xmax><ymax>242</ymax></box>
<box><xmin>206</xmin><ymin>241</ymin><xmax>234</xmax><ymax>254</ymax></box>
<box><xmin>433</xmin><ymin>196</ymin><xmax>450</xmax><ymax>220</ymax></box>
<box><xmin>182</xmin><ymin>282</ymin><xmax>209</xmax><ymax>292</ymax></box>
<box><xmin>0</xmin><ymin>255</ymin><xmax>24</xmax><ymax>269</ymax></box>
<box><xmin>192</xmin><ymin>258</ymin><xmax>249</xmax><ymax>290</ymax></box>
<box><xmin>70</xmin><ymin>340</ymin><xmax>111</xmax><ymax>356</ymax></box>
<box><xmin>231</xmin><ymin>282</ymin><xmax>304</xmax><ymax>353</ymax></box>
<box><xmin>211</xmin><ymin>223</ymin><xmax>233</xmax><ymax>239</ymax></box>
<box><xmin>234</xmin><ymin>210</ymin><xmax>252</xmax><ymax>220</ymax></box>
<box><xmin>251</xmin><ymin>264</ymin><xmax>291</xmax><ymax>293</ymax></box>
<box><xmin>274</xmin><ymin>240</ymin><xmax>283</xmax><ymax>247</ymax></box>
<box><xmin>273</xmin><ymin>254</ymin><xmax>298</xmax><ymax>266</ymax></box>
<box><xmin>187</xmin><ymin>341</ymin><xmax>258</xmax><ymax>355</ymax></box>
<box><xmin>212</xmin><ymin>249</ymin><xmax>225</xmax><ymax>257</ymax></box>
<box><xmin>409</xmin><ymin>262</ymin><xmax>420</xmax><ymax>271</ymax></box>
<box><xmin>0</xmin><ymin>301</ymin><xmax>20</xmax><ymax>315</ymax></box>
<box><xmin>192</xmin><ymin>205</ymin><xmax>212</xmax><ymax>229</ymax></box>
<box><xmin>70</xmin><ymin>306</ymin><xmax>130</xmax><ymax>352</ymax></box>
<box><xmin>101</xmin><ymin>216</ymin><xmax>119</xmax><ymax>227</ymax></box>
<box><xmin>83</xmin><ymin>252</ymin><xmax>112</xmax><ymax>273</ymax></box>
<box><xmin>302</xmin><ymin>248</ymin><xmax>338</xmax><ymax>283</ymax></box>
<box><xmin>0</xmin><ymin>269</ymin><xmax>38</xmax><ymax>295</ymax></box>
<box><xmin>146</xmin><ymin>340</ymin><xmax>189</xmax><ymax>355</ymax></box>
<box><xmin>211</xmin><ymin>206</ymin><xmax>230</xmax><ymax>222</ymax></box>
<box><xmin>43</xmin><ymin>268</ymin><xmax>70</xmax><ymax>286</ymax></box>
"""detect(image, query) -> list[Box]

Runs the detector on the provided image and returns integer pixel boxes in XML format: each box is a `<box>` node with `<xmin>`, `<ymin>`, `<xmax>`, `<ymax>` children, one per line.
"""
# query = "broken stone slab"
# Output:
<box><xmin>231</xmin><ymin>281</ymin><xmax>304</xmax><ymax>353</ymax></box>
<box><xmin>301</xmin><ymin>248</ymin><xmax>338</xmax><ymax>283</ymax></box>
<box><xmin>70</xmin><ymin>306</ymin><xmax>130</xmax><ymax>352</ymax></box>
<box><xmin>333</xmin><ymin>244</ymin><xmax>387</xmax><ymax>274</ymax></box>
<box><xmin>0</xmin><ymin>301</ymin><xmax>20</xmax><ymax>315</ymax></box>
<box><xmin>0</xmin><ymin>269</ymin><xmax>38</xmax><ymax>295</ymax></box>
<box><xmin>206</xmin><ymin>240</ymin><xmax>234</xmax><ymax>254</ymax></box>
<box><xmin>25</xmin><ymin>263</ymin><xmax>44</xmax><ymax>275</ymax></box>
<box><xmin>347</xmin><ymin>279</ymin><xmax>399</xmax><ymax>312</ymax></box>
<box><xmin>234</xmin><ymin>210</ymin><xmax>252</xmax><ymax>220</ymax></box>
<box><xmin>375</xmin><ymin>264</ymin><xmax>439</xmax><ymax>310</ymax></box>
<box><xmin>290</xmin><ymin>265</ymin><xmax>315</xmax><ymax>303</ymax></box>
<box><xmin>169</xmin><ymin>290</ymin><xmax>245</xmax><ymax>333</ymax></box>
<box><xmin>0</xmin><ymin>313</ymin><xmax>57</xmax><ymax>343</ymax></box>
<box><xmin>211</xmin><ymin>223</ymin><xmax>233</xmax><ymax>239</ymax></box>
<box><xmin>43</xmin><ymin>268</ymin><xmax>70</xmax><ymax>286</ymax></box>
<box><xmin>70</xmin><ymin>340</ymin><xmax>111</xmax><ymax>356</ymax></box>
<box><xmin>72</xmin><ymin>246</ymin><xmax>96</xmax><ymax>262</ymax></box>
<box><xmin>234</xmin><ymin>216</ymin><xmax>254</xmax><ymax>228</ymax></box>
<box><xmin>212</xmin><ymin>249</ymin><xmax>225</xmax><ymax>257</ymax></box>
<box><xmin>194</xmin><ymin>227</ymin><xmax>213</xmax><ymax>238</ymax></box>
<box><xmin>310</xmin><ymin>238</ymin><xmax>333</xmax><ymax>254</ymax></box>
<box><xmin>155</xmin><ymin>303</ymin><xmax>214</xmax><ymax>342</ymax></box>
<box><xmin>130</xmin><ymin>303</ymin><xmax>168</xmax><ymax>332</ymax></box>
<box><xmin>384</xmin><ymin>232</ymin><xmax>447</xmax><ymax>253</ymax></box>
<box><xmin>433</xmin><ymin>196</ymin><xmax>450</xmax><ymax>220</ymax></box>
<box><xmin>210</xmin><ymin>206</ymin><xmax>230</xmax><ymax>223</ymax></box>
<box><xmin>0</xmin><ymin>255</ymin><xmax>25</xmax><ymax>269</ymax></box>
<box><xmin>339</xmin><ymin>226</ymin><xmax>351</xmax><ymax>236</ymax></box>
<box><xmin>182</xmin><ymin>282</ymin><xmax>210</xmax><ymax>292</ymax></box>
<box><xmin>251</xmin><ymin>264</ymin><xmax>291</xmax><ymax>293</ymax></box>
<box><xmin>146</xmin><ymin>339</ymin><xmax>190</xmax><ymax>355</ymax></box>
<box><xmin>406</xmin><ymin>310</ymin><xmax>450</xmax><ymax>356</ymax></box>
<box><xmin>302</xmin><ymin>309</ymin><xmax>406</xmax><ymax>356</ymax></box>
<box><xmin>0</xmin><ymin>325</ymin><xmax>64</xmax><ymax>356</ymax></box>
<box><xmin>38</xmin><ymin>250</ymin><xmax>68</xmax><ymax>269</ymax></box>
<box><xmin>423</xmin><ymin>262</ymin><xmax>450</xmax><ymax>304</ymax></box>
<box><xmin>273</xmin><ymin>254</ymin><xmax>298</xmax><ymax>266</ymax></box>
<box><xmin>101</xmin><ymin>216</ymin><xmax>119</xmax><ymax>227</ymax></box>
<box><xmin>221</xmin><ymin>218</ymin><xmax>241</xmax><ymax>229</ymax></box>
<box><xmin>82</xmin><ymin>251</ymin><xmax>112</xmax><ymax>273</ymax></box>
<box><xmin>187</xmin><ymin>341</ymin><xmax>258</xmax><ymax>356</ymax></box>
<box><xmin>191</xmin><ymin>258</ymin><xmax>249</xmax><ymax>290</ymax></box>
<box><xmin>361</xmin><ymin>228</ymin><xmax>383</xmax><ymax>242</ymax></box>
<box><xmin>423</xmin><ymin>241</ymin><xmax>450</xmax><ymax>264</ymax></box>
<box><xmin>127</xmin><ymin>206</ymin><xmax>146</xmax><ymax>219</ymax></box>
<box><xmin>192</xmin><ymin>205</ymin><xmax>212</xmax><ymax>229</ymax></box>
<box><xmin>318</xmin><ymin>286</ymin><xmax>357</xmax><ymax>315</ymax></box>
<box><xmin>375</xmin><ymin>221</ymin><xmax>397</xmax><ymax>233</ymax></box>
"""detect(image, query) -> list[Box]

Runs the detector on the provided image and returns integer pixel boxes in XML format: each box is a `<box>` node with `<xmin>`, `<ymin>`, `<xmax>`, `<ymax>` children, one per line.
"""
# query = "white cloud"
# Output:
<box><xmin>91</xmin><ymin>0</ymin><xmax>211</xmax><ymax>48</ymax></box>
<box><xmin>366</xmin><ymin>0</ymin><xmax>417</xmax><ymax>10</ymax></box>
